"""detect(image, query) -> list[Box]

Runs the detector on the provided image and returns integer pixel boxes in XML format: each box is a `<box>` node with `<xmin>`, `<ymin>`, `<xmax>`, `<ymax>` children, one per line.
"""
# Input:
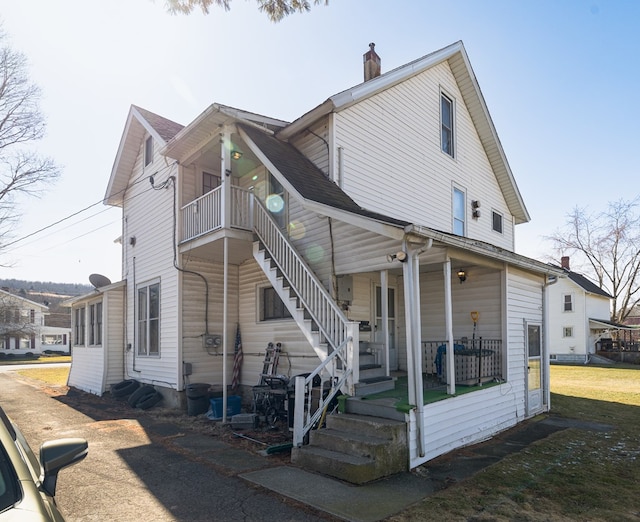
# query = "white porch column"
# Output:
<box><xmin>402</xmin><ymin>240</ymin><xmax>425</xmax><ymax>458</ymax></box>
<box><xmin>220</xmin><ymin>127</ymin><xmax>232</xmax><ymax>228</ymax></box>
<box><xmin>443</xmin><ymin>259</ymin><xmax>456</xmax><ymax>395</ymax></box>
<box><xmin>221</xmin><ymin>130</ymin><xmax>231</xmax><ymax>422</ymax></box>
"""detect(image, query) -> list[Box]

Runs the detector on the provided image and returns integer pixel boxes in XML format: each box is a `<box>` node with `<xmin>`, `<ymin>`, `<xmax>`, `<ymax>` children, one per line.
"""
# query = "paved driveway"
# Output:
<box><xmin>0</xmin><ymin>373</ymin><xmax>334</xmax><ymax>522</ymax></box>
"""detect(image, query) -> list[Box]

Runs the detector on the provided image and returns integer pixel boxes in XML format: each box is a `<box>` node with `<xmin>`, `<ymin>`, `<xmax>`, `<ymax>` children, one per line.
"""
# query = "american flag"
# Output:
<box><xmin>231</xmin><ymin>325</ymin><xmax>243</xmax><ymax>391</ymax></box>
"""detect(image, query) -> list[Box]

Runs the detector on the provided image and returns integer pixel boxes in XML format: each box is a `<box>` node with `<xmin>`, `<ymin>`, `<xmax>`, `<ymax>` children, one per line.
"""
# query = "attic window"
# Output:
<box><xmin>144</xmin><ymin>136</ymin><xmax>153</xmax><ymax>167</ymax></box>
<box><xmin>441</xmin><ymin>93</ymin><xmax>455</xmax><ymax>157</ymax></box>
<box><xmin>492</xmin><ymin>211</ymin><xmax>503</xmax><ymax>234</ymax></box>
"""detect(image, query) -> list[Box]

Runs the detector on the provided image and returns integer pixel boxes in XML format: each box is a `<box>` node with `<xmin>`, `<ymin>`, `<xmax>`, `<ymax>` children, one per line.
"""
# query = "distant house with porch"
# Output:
<box><xmin>65</xmin><ymin>41</ymin><xmax>563</xmax><ymax>476</ymax></box>
<box><xmin>547</xmin><ymin>257</ymin><xmax>615</xmax><ymax>363</ymax></box>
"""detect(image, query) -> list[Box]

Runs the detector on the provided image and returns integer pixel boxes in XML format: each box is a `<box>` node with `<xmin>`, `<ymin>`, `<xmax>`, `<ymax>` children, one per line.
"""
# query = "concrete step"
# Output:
<box><xmin>354</xmin><ymin>375</ymin><xmax>395</xmax><ymax>396</ymax></box>
<box><xmin>291</xmin><ymin>445</ymin><xmax>378</xmax><ymax>485</ymax></box>
<box><xmin>344</xmin><ymin>397</ymin><xmax>406</xmax><ymax>422</ymax></box>
<box><xmin>292</xmin><ymin>413</ymin><xmax>408</xmax><ymax>484</ymax></box>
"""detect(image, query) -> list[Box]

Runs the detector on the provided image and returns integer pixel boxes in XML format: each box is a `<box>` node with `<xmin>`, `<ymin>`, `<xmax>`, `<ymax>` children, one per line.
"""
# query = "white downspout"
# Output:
<box><xmin>402</xmin><ymin>249</ymin><xmax>416</xmax><ymax>409</ymax></box>
<box><xmin>443</xmin><ymin>259</ymin><xmax>456</xmax><ymax>395</ymax></box>
<box><xmin>543</xmin><ymin>274</ymin><xmax>558</xmax><ymax>409</ymax></box>
<box><xmin>381</xmin><ymin>269</ymin><xmax>389</xmax><ymax>376</ymax></box>
<box><xmin>410</xmin><ymin>246</ymin><xmax>425</xmax><ymax>458</ymax></box>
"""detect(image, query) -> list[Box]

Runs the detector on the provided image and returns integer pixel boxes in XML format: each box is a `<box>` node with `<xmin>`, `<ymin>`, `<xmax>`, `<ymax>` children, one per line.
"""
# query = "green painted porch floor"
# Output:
<box><xmin>361</xmin><ymin>376</ymin><xmax>499</xmax><ymax>413</ymax></box>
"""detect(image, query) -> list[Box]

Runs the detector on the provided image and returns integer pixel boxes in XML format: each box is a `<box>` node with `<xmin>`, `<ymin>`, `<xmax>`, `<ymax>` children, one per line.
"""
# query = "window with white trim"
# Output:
<box><xmin>563</xmin><ymin>294</ymin><xmax>573</xmax><ymax>312</ymax></box>
<box><xmin>441</xmin><ymin>92</ymin><xmax>455</xmax><ymax>157</ymax></box>
<box><xmin>492</xmin><ymin>210</ymin><xmax>503</xmax><ymax>234</ymax></box>
<box><xmin>563</xmin><ymin>326</ymin><xmax>574</xmax><ymax>338</ymax></box>
<box><xmin>453</xmin><ymin>187</ymin><xmax>466</xmax><ymax>236</ymax></box>
<box><xmin>89</xmin><ymin>302</ymin><xmax>103</xmax><ymax>346</ymax></box>
<box><xmin>138</xmin><ymin>280</ymin><xmax>160</xmax><ymax>356</ymax></box>
<box><xmin>260</xmin><ymin>287</ymin><xmax>292</xmax><ymax>321</ymax></box>
<box><xmin>144</xmin><ymin>136</ymin><xmax>153</xmax><ymax>167</ymax></box>
<box><xmin>74</xmin><ymin>307</ymin><xmax>85</xmax><ymax>346</ymax></box>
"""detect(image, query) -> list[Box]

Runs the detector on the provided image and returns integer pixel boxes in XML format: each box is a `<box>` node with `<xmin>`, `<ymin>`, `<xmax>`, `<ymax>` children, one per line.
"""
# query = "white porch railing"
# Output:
<box><xmin>180</xmin><ymin>185</ymin><xmax>252</xmax><ymax>242</ymax></box>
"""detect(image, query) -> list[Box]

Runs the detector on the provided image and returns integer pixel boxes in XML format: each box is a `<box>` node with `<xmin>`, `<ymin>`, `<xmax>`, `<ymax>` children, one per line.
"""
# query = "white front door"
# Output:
<box><xmin>526</xmin><ymin>322</ymin><xmax>543</xmax><ymax>415</ymax></box>
<box><xmin>375</xmin><ymin>285</ymin><xmax>397</xmax><ymax>371</ymax></box>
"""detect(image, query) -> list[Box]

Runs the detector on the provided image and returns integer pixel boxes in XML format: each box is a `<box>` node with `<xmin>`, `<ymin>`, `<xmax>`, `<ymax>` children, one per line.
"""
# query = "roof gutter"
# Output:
<box><xmin>406</xmin><ymin>224</ymin><xmax>565</xmax><ymax>277</ymax></box>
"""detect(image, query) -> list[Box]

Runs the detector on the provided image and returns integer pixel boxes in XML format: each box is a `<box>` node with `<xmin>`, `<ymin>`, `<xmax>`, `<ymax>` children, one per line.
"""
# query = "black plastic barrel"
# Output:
<box><xmin>186</xmin><ymin>383</ymin><xmax>210</xmax><ymax>416</ymax></box>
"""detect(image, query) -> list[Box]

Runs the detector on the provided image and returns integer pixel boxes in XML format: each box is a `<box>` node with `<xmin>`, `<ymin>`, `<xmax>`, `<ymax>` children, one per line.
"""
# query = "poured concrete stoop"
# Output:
<box><xmin>291</xmin><ymin>413</ymin><xmax>408</xmax><ymax>484</ymax></box>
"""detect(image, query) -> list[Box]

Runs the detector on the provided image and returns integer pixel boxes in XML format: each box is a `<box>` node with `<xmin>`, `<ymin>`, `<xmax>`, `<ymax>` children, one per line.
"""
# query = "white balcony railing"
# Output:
<box><xmin>180</xmin><ymin>185</ymin><xmax>252</xmax><ymax>242</ymax></box>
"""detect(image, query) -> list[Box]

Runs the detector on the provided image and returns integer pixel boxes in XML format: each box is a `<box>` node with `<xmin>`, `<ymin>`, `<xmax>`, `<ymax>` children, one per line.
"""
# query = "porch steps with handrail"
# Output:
<box><xmin>253</xmin><ymin>241</ymin><xmax>395</xmax><ymax>396</ymax></box>
<box><xmin>291</xmin><ymin>413</ymin><xmax>408</xmax><ymax>484</ymax></box>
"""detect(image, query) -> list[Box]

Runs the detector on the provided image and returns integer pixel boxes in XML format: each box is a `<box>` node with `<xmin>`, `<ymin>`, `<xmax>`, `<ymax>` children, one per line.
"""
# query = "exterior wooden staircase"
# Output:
<box><xmin>252</xmin><ymin>197</ymin><xmax>404</xmax><ymax>478</ymax></box>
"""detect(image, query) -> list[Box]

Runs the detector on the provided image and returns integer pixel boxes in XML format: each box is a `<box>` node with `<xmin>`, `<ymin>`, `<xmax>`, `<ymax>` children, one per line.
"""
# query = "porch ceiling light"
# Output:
<box><xmin>230</xmin><ymin>150</ymin><xmax>243</xmax><ymax>160</ymax></box>
<box><xmin>386</xmin><ymin>251</ymin><xmax>408</xmax><ymax>263</ymax></box>
<box><xmin>457</xmin><ymin>269</ymin><xmax>467</xmax><ymax>283</ymax></box>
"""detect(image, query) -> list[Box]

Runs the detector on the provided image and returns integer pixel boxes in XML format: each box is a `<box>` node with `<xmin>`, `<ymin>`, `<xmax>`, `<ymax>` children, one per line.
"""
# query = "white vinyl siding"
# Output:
<box><xmin>67</xmin><ymin>284</ymin><xmax>125</xmax><ymax>396</ymax></box>
<box><xmin>332</xmin><ymin>61</ymin><xmax>515</xmax><ymax>250</ymax></box>
<box><xmin>122</xmin><ymin>140</ymin><xmax>179</xmax><ymax>386</ymax></box>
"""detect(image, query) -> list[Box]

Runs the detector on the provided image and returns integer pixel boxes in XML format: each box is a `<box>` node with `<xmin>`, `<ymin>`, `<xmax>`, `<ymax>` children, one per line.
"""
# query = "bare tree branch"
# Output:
<box><xmin>0</xmin><ymin>28</ymin><xmax>60</xmax><ymax>255</ymax></box>
<box><xmin>545</xmin><ymin>198</ymin><xmax>640</xmax><ymax>323</ymax></box>
<box><xmin>164</xmin><ymin>0</ymin><xmax>328</xmax><ymax>22</ymax></box>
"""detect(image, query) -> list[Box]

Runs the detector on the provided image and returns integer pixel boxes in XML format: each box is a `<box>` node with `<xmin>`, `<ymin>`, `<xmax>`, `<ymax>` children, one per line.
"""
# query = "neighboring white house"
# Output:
<box><xmin>548</xmin><ymin>256</ymin><xmax>624</xmax><ymax>363</ymax></box>
<box><xmin>66</xmin><ymin>41</ymin><xmax>564</xmax><ymax>472</ymax></box>
<box><xmin>0</xmin><ymin>288</ymin><xmax>69</xmax><ymax>354</ymax></box>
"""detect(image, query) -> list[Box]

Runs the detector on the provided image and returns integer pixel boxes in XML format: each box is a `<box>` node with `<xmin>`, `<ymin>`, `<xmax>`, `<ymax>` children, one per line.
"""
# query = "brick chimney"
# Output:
<box><xmin>363</xmin><ymin>43</ymin><xmax>381</xmax><ymax>82</ymax></box>
<box><xmin>561</xmin><ymin>256</ymin><xmax>570</xmax><ymax>270</ymax></box>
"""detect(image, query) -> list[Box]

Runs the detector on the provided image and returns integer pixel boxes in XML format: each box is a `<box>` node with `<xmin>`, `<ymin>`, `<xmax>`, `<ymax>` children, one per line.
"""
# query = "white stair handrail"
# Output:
<box><xmin>253</xmin><ymin>197</ymin><xmax>352</xmax><ymax>356</ymax></box>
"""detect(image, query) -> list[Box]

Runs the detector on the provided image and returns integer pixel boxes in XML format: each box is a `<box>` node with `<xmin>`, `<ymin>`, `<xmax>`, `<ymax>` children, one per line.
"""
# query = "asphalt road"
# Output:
<box><xmin>0</xmin><ymin>372</ymin><xmax>334</xmax><ymax>522</ymax></box>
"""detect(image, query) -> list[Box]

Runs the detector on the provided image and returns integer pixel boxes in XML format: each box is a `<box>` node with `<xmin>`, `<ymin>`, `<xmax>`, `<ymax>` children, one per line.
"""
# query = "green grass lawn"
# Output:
<box><xmin>389</xmin><ymin>364</ymin><xmax>640</xmax><ymax>521</ymax></box>
<box><xmin>0</xmin><ymin>355</ymin><xmax>71</xmax><ymax>365</ymax></box>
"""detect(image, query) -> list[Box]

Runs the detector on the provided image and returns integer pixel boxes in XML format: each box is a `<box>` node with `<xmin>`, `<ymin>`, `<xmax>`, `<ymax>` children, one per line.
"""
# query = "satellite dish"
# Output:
<box><xmin>89</xmin><ymin>273</ymin><xmax>112</xmax><ymax>289</ymax></box>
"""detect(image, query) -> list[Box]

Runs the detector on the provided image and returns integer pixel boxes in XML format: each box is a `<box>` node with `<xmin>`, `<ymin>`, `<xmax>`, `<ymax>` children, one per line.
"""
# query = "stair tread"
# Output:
<box><xmin>358</xmin><ymin>375</ymin><xmax>393</xmax><ymax>384</ymax></box>
<box><xmin>359</xmin><ymin>363</ymin><xmax>382</xmax><ymax>371</ymax></box>
<box><xmin>296</xmin><ymin>445</ymin><xmax>374</xmax><ymax>465</ymax></box>
<box><xmin>315</xmin><ymin>427</ymin><xmax>389</xmax><ymax>445</ymax></box>
<box><xmin>333</xmin><ymin>412</ymin><xmax>406</xmax><ymax>427</ymax></box>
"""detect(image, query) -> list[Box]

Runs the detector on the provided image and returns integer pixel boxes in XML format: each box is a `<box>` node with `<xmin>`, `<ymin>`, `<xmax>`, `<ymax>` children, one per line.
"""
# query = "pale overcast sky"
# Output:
<box><xmin>1</xmin><ymin>0</ymin><xmax>638</xmax><ymax>284</ymax></box>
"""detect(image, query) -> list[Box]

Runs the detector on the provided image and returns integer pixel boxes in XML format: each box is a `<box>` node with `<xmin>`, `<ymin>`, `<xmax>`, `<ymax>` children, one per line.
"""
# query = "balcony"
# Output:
<box><xmin>180</xmin><ymin>185</ymin><xmax>253</xmax><ymax>243</ymax></box>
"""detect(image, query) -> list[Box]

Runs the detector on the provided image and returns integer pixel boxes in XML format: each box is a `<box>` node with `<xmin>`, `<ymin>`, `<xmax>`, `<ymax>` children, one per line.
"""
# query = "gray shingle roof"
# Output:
<box><xmin>132</xmin><ymin>105</ymin><xmax>184</xmax><ymax>142</ymax></box>
<box><xmin>566</xmin><ymin>270</ymin><xmax>612</xmax><ymax>298</ymax></box>
<box><xmin>239</xmin><ymin>124</ymin><xmax>409</xmax><ymax>228</ymax></box>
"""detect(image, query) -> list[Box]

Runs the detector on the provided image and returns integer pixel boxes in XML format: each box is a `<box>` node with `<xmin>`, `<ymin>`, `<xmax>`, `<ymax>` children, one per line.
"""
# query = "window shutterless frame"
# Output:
<box><xmin>137</xmin><ymin>280</ymin><xmax>160</xmax><ymax>356</ymax></box>
<box><xmin>440</xmin><ymin>91</ymin><xmax>455</xmax><ymax>157</ymax></box>
<box><xmin>452</xmin><ymin>186</ymin><xmax>466</xmax><ymax>236</ymax></box>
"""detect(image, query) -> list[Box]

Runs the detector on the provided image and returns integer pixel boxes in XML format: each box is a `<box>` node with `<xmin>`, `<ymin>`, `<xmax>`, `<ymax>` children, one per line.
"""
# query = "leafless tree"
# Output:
<box><xmin>546</xmin><ymin>198</ymin><xmax>640</xmax><ymax>323</ymax></box>
<box><xmin>164</xmin><ymin>0</ymin><xmax>328</xmax><ymax>22</ymax></box>
<box><xmin>0</xmin><ymin>28</ymin><xmax>60</xmax><ymax>257</ymax></box>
